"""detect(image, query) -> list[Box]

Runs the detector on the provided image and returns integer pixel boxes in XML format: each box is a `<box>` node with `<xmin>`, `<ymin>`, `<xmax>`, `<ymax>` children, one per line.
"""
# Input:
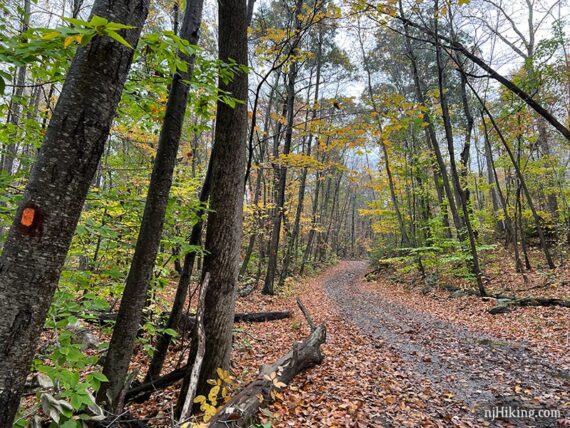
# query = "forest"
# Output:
<box><xmin>0</xmin><ymin>0</ymin><xmax>569</xmax><ymax>426</ymax></box>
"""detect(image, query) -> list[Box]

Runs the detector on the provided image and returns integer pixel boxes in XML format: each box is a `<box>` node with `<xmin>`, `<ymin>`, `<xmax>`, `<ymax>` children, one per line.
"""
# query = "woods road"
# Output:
<box><xmin>323</xmin><ymin>261</ymin><xmax>569</xmax><ymax>426</ymax></box>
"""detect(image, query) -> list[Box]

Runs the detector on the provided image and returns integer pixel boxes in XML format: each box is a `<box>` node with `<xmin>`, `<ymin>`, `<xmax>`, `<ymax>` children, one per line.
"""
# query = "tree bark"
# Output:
<box><xmin>143</xmin><ymin>159</ymin><xmax>211</xmax><ymax>385</ymax></box>
<box><xmin>98</xmin><ymin>0</ymin><xmax>204</xmax><ymax>411</ymax></box>
<box><xmin>175</xmin><ymin>0</ymin><xmax>248</xmax><ymax>410</ymax></box>
<box><xmin>0</xmin><ymin>0</ymin><xmax>149</xmax><ymax>423</ymax></box>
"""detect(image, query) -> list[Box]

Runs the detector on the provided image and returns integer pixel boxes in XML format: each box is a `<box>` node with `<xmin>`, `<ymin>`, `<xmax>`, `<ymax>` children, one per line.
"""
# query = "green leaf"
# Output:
<box><xmin>104</xmin><ymin>30</ymin><xmax>133</xmax><ymax>49</ymax></box>
<box><xmin>163</xmin><ymin>328</ymin><xmax>178</xmax><ymax>337</ymax></box>
<box><xmin>89</xmin><ymin>15</ymin><xmax>109</xmax><ymax>27</ymax></box>
<box><xmin>106</xmin><ymin>22</ymin><xmax>134</xmax><ymax>31</ymax></box>
<box><xmin>91</xmin><ymin>372</ymin><xmax>108</xmax><ymax>382</ymax></box>
<box><xmin>63</xmin><ymin>17</ymin><xmax>89</xmax><ymax>27</ymax></box>
<box><xmin>60</xmin><ymin>419</ymin><xmax>80</xmax><ymax>428</ymax></box>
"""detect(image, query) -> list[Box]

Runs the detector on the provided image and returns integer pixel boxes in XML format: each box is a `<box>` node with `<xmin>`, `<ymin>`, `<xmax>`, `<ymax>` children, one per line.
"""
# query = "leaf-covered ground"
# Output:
<box><xmin>128</xmin><ymin>260</ymin><xmax>569</xmax><ymax>427</ymax></box>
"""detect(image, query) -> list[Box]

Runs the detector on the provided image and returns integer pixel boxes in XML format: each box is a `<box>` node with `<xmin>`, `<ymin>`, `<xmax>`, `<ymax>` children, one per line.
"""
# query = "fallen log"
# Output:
<box><xmin>488</xmin><ymin>297</ymin><xmax>570</xmax><ymax>314</ymax></box>
<box><xmin>436</xmin><ymin>285</ymin><xmax>570</xmax><ymax>311</ymax></box>
<box><xmin>125</xmin><ymin>365</ymin><xmax>188</xmax><ymax>402</ymax></box>
<box><xmin>96</xmin><ymin>311</ymin><xmax>291</xmax><ymax>332</ymax></box>
<box><xmin>178</xmin><ymin>311</ymin><xmax>291</xmax><ymax>333</ymax></box>
<box><xmin>209</xmin><ymin>324</ymin><xmax>326</xmax><ymax>427</ymax></box>
<box><xmin>124</xmin><ymin>311</ymin><xmax>292</xmax><ymax>403</ymax></box>
<box><xmin>208</xmin><ymin>300</ymin><xmax>326</xmax><ymax>428</ymax></box>
<box><xmin>512</xmin><ymin>297</ymin><xmax>570</xmax><ymax>308</ymax></box>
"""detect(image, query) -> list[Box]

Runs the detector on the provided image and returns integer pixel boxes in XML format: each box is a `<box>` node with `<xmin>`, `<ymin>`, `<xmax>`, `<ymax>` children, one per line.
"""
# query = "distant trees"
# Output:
<box><xmin>359</xmin><ymin>0</ymin><xmax>568</xmax><ymax>285</ymax></box>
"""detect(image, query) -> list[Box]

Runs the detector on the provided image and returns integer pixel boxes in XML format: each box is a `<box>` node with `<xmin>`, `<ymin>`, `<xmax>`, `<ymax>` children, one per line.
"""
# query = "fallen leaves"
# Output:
<box><xmin>123</xmin><ymin>253</ymin><xmax>568</xmax><ymax>427</ymax></box>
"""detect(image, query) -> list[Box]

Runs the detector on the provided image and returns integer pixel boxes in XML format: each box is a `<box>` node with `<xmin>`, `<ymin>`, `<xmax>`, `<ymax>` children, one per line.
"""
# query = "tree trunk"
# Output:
<box><xmin>469</xmin><ymin>83</ymin><xmax>555</xmax><ymax>269</ymax></box>
<box><xmin>240</xmin><ymin>72</ymin><xmax>280</xmax><ymax>277</ymax></box>
<box><xmin>280</xmin><ymin>37</ymin><xmax>322</xmax><ymax>284</ymax></box>
<box><xmin>433</xmin><ymin>3</ymin><xmax>485</xmax><ymax>296</ymax></box>
<box><xmin>0</xmin><ymin>0</ymin><xmax>149</xmax><ymax>423</ymax></box>
<box><xmin>300</xmin><ymin>158</ymin><xmax>322</xmax><ymax>275</ymax></box>
<box><xmin>358</xmin><ymin>26</ymin><xmax>410</xmax><ymax>247</ymax></box>
<box><xmin>263</xmin><ymin>0</ymin><xmax>304</xmax><ymax>295</ymax></box>
<box><xmin>98</xmin><ymin>0</ymin><xmax>204</xmax><ymax>411</ymax></box>
<box><xmin>175</xmin><ymin>0</ymin><xmax>248</xmax><ymax>410</ymax></box>
<box><xmin>1</xmin><ymin>0</ymin><xmax>30</xmax><ymax>175</ymax></box>
<box><xmin>481</xmin><ymin>115</ymin><xmax>522</xmax><ymax>269</ymax></box>
<box><xmin>144</xmin><ymin>160</ymin><xmax>211</xmax><ymax>385</ymax></box>
<box><xmin>399</xmin><ymin>1</ymin><xmax>459</xmax><ymax>238</ymax></box>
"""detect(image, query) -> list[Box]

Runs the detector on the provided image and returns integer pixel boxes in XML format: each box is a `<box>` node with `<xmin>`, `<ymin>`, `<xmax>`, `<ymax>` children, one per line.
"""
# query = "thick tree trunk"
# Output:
<box><xmin>175</xmin><ymin>0</ymin><xmax>248</xmax><ymax>410</ymax></box>
<box><xmin>98</xmin><ymin>0</ymin><xmax>204</xmax><ymax>411</ymax></box>
<box><xmin>0</xmin><ymin>0</ymin><xmax>149</xmax><ymax>423</ymax></box>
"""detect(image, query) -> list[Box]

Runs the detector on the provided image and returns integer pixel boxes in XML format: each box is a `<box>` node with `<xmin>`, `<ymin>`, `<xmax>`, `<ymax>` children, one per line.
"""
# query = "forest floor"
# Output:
<box><xmin>132</xmin><ymin>260</ymin><xmax>570</xmax><ymax>427</ymax></box>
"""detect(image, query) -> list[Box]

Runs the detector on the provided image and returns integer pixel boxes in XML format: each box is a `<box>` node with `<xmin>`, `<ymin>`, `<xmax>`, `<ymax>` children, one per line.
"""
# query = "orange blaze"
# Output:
<box><xmin>21</xmin><ymin>207</ymin><xmax>35</xmax><ymax>227</ymax></box>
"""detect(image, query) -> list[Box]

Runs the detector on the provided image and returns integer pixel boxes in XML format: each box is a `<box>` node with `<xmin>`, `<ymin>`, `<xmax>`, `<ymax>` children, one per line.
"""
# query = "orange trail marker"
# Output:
<box><xmin>21</xmin><ymin>207</ymin><xmax>35</xmax><ymax>227</ymax></box>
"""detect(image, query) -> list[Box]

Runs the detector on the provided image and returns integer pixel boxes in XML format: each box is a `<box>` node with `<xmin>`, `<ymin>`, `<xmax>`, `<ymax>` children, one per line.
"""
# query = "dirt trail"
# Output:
<box><xmin>320</xmin><ymin>261</ymin><xmax>568</xmax><ymax>427</ymax></box>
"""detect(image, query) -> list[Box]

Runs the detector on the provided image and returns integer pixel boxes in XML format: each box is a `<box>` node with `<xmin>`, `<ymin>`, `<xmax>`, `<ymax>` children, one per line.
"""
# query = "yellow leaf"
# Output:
<box><xmin>193</xmin><ymin>395</ymin><xmax>206</xmax><ymax>404</ymax></box>
<box><xmin>64</xmin><ymin>36</ymin><xmax>75</xmax><ymax>48</ymax></box>
<box><xmin>216</xmin><ymin>368</ymin><xmax>232</xmax><ymax>384</ymax></box>
<box><xmin>208</xmin><ymin>385</ymin><xmax>220</xmax><ymax>404</ymax></box>
<box><xmin>42</xmin><ymin>31</ymin><xmax>60</xmax><ymax>40</ymax></box>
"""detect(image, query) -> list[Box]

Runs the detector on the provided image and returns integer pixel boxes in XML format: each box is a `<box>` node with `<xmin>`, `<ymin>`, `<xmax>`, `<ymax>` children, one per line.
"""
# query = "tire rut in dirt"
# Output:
<box><xmin>324</xmin><ymin>261</ymin><xmax>568</xmax><ymax>426</ymax></box>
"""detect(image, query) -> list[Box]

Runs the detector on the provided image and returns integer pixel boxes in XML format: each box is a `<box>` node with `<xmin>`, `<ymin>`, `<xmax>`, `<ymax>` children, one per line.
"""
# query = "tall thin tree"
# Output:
<box><xmin>98</xmin><ymin>0</ymin><xmax>204</xmax><ymax>411</ymax></box>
